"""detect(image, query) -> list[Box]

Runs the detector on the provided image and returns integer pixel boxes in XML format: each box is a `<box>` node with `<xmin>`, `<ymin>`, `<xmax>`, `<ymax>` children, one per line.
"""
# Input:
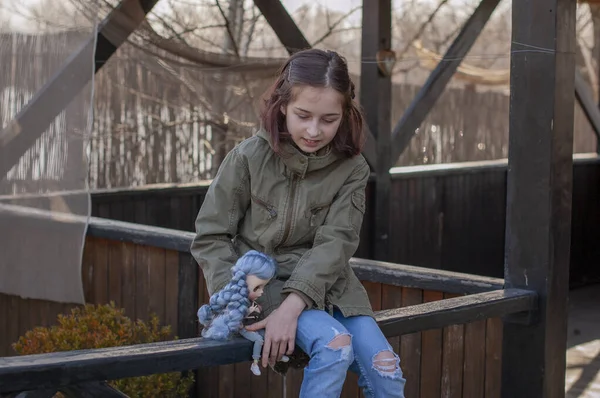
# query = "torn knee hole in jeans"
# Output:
<box><xmin>325</xmin><ymin>327</ymin><xmax>352</xmax><ymax>361</ymax></box>
<box><xmin>372</xmin><ymin>350</ymin><xmax>401</xmax><ymax>379</ymax></box>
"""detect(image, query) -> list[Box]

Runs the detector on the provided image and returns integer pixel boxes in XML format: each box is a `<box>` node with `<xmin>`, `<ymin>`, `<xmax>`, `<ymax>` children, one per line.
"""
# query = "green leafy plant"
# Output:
<box><xmin>13</xmin><ymin>302</ymin><xmax>194</xmax><ymax>397</ymax></box>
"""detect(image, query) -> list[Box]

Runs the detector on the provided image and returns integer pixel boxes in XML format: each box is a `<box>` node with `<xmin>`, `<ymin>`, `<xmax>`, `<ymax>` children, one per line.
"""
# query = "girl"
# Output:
<box><xmin>191</xmin><ymin>48</ymin><xmax>405</xmax><ymax>398</ymax></box>
<box><xmin>197</xmin><ymin>249</ymin><xmax>289</xmax><ymax>376</ymax></box>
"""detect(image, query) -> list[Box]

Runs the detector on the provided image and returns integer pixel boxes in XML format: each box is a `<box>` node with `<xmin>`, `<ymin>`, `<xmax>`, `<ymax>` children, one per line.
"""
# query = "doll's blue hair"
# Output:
<box><xmin>198</xmin><ymin>250</ymin><xmax>277</xmax><ymax>340</ymax></box>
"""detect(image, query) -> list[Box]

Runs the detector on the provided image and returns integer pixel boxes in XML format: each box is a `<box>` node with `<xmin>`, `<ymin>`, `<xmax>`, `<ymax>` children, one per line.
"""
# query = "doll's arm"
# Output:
<box><xmin>248</xmin><ymin>302</ymin><xmax>261</xmax><ymax>315</ymax></box>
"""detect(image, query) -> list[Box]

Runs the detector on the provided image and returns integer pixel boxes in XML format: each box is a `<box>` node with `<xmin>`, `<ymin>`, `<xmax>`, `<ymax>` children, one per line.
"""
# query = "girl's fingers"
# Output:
<box><xmin>261</xmin><ymin>337</ymin><xmax>272</xmax><ymax>368</ymax></box>
<box><xmin>269</xmin><ymin>341</ymin><xmax>280</xmax><ymax>364</ymax></box>
<box><xmin>287</xmin><ymin>337</ymin><xmax>295</xmax><ymax>355</ymax></box>
<box><xmin>278</xmin><ymin>341</ymin><xmax>288</xmax><ymax>361</ymax></box>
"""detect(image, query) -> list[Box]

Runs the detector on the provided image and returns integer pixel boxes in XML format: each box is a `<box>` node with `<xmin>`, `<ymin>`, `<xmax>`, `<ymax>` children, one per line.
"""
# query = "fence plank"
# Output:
<box><xmin>441</xmin><ymin>293</ymin><xmax>464</xmax><ymax>398</ymax></box>
<box><xmin>419</xmin><ymin>290</ymin><xmax>443</xmax><ymax>398</ymax></box>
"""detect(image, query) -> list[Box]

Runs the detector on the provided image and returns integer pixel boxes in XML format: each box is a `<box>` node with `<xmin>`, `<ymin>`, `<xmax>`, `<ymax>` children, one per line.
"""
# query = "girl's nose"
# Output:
<box><xmin>307</xmin><ymin>124</ymin><xmax>319</xmax><ymax>137</ymax></box>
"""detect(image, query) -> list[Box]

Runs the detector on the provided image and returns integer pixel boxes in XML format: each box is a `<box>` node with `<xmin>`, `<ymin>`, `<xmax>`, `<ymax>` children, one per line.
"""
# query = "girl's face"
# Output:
<box><xmin>247</xmin><ymin>275</ymin><xmax>270</xmax><ymax>301</ymax></box>
<box><xmin>281</xmin><ymin>86</ymin><xmax>344</xmax><ymax>154</ymax></box>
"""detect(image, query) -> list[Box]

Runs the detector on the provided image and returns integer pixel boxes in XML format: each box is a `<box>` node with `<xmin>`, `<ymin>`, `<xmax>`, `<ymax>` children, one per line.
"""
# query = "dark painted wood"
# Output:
<box><xmin>0</xmin><ymin>390</ymin><xmax>57</xmax><ymax>398</ymax></box>
<box><xmin>252</xmin><ymin>0</ymin><xmax>310</xmax><ymax>54</ymax></box>
<box><xmin>574</xmin><ymin>70</ymin><xmax>600</xmax><ymax>152</ymax></box>
<box><xmin>350</xmin><ymin>257</ymin><xmax>503</xmax><ymax>294</ymax></box>
<box><xmin>501</xmin><ymin>0</ymin><xmax>576</xmax><ymax>396</ymax></box>
<box><xmin>87</xmin><ymin>217</ymin><xmax>195</xmax><ymax>252</ymax></box>
<box><xmin>360</xmin><ymin>0</ymin><xmax>393</xmax><ymax>262</ymax></box>
<box><xmin>0</xmin><ymin>0</ymin><xmax>160</xmax><ymax>177</ymax></box>
<box><xmin>390</xmin><ymin>0</ymin><xmax>501</xmax><ymax>164</ymax></box>
<box><xmin>178</xmin><ymin>252</ymin><xmax>199</xmax><ymax>339</ymax></box>
<box><xmin>0</xmin><ymin>338</ymin><xmax>253</xmax><ymax>394</ymax></box>
<box><xmin>377</xmin><ymin>288</ymin><xmax>536</xmax><ymax>337</ymax></box>
<box><xmin>0</xmin><ymin>289</ymin><xmax>526</xmax><ymax>394</ymax></box>
<box><xmin>59</xmin><ymin>382</ymin><xmax>129</xmax><ymax>398</ymax></box>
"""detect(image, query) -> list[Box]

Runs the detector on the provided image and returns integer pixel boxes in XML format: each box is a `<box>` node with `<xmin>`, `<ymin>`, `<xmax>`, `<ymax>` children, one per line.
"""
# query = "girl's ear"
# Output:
<box><xmin>280</xmin><ymin>105</ymin><xmax>287</xmax><ymax>115</ymax></box>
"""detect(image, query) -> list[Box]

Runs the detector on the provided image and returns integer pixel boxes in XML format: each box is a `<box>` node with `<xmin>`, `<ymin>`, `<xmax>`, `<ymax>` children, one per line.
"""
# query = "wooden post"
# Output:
<box><xmin>360</xmin><ymin>0</ymin><xmax>392</xmax><ymax>261</ymax></box>
<box><xmin>502</xmin><ymin>0</ymin><xmax>575</xmax><ymax>396</ymax></box>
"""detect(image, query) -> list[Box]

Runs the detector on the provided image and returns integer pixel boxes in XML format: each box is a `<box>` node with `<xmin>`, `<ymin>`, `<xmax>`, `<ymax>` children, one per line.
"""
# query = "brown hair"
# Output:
<box><xmin>259</xmin><ymin>48</ymin><xmax>366</xmax><ymax>157</ymax></box>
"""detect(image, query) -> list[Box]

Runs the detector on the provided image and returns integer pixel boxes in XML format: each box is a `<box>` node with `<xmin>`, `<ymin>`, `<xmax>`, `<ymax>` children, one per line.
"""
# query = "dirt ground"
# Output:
<box><xmin>565</xmin><ymin>284</ymin><xmax>600</xmax><ymax>398</ymax></box>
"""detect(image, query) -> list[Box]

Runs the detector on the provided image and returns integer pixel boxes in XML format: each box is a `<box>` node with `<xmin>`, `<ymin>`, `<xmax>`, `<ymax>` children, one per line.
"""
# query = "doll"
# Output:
<box><xmin>197</xmin><ymin>250</ymin><xmax>288</xmax><ymax>376</ymax></box>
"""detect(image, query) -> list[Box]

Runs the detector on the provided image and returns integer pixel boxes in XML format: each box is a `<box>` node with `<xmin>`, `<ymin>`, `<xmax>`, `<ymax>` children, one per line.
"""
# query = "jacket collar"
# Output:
<box><xmin>256</xmin><ymin>129</ymin><xmax>343</xmax><ymax>178</ymax></box>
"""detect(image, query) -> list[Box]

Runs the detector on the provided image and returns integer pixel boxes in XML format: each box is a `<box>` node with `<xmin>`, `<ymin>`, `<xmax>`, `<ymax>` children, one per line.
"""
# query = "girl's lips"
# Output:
<box><xmin>303</xmin><ymin>138</ymin><xmax>320</xmax><ymax>147</ymax></box>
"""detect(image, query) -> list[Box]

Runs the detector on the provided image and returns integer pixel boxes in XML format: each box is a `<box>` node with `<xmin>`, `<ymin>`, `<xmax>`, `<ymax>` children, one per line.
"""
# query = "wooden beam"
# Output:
<box><xmin>574</xmin><ymin>70</ymin><xmax>600</xmax><ymax>153</ymax></box>
<box><xmin>0</xmin><ymin>289</ymin><xmax>535</xmax><ymax>394</ymax></box>
<box><xmin>87</xmin><ymin>216</ymin><xmax>195</xmax><ymax>252</ymax></box>
<box><xmin>377</xmin><ymin>288</ymin><xmax>536</xmax><ymax>337</ymax></box>
<box><xmin>389</xmin><ymin>0</ymin><xmax>500</xmax><ymax>164</ymax></box>
<box><xmin>1</xmin><ymin>390</ymin><xmax>57</xmax><ymax>398</ymax></box>
<box><xmin>0</xmin><ymin>337</ymin><xmax>253</xmax><ymax>394</ymax></box>
<box><xmin>361</xmin><ymin>127</ymin><xmax>378</xmax><ymax>171</ymax></box>
<box><xmin>350</xmin><ymin>257</ymin><xmax>504</xmax><ymax>294</ymax></box>
<box><xmin>361</xmin><ymin>0</ymin><xmax>393</xmax><ymax>261</ymax></box>
<box><xmin>501</xmin><ymin>0</ymin><xmax>576</xmax><ymax>395</ymax></box>
<box><xmin>59</xmin><ymin>382</ymin><xmax>129</xmax><ymax>397</ymax></box>
<box><xmin>252</xmin><ymin>0</ymin><xmax>310</xmax><ymax>54</ymax></box>
<box><xmin>0</xmin><ymin>0</ymin><xmax>160</xmax><ymax>177</ymax></box>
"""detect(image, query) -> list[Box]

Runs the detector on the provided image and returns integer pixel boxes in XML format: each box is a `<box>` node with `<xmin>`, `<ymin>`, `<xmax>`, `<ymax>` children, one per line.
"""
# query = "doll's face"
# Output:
<box><xmin>247</xmin><ymin>275</ymin><xmax>270</xmax><ymax>301</ymax></box>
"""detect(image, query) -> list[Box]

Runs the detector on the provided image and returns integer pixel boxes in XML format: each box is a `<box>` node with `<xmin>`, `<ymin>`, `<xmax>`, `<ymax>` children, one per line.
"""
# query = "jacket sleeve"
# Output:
<box><xmin>281</xmin><ymin>159</ymin><xmax>370</xmax><ymax>310</ymax></box>
<box><xmin>190</xmin><ymin>147</ymin><xmax>250</xmax><ymax>296</ymax></box>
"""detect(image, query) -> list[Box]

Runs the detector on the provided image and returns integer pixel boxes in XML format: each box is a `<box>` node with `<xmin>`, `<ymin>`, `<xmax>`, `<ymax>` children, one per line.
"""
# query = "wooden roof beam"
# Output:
<box><xmin>252</xmin><ymin>0</ymin><xmax>310</xmax><ymax>54</ymax></box>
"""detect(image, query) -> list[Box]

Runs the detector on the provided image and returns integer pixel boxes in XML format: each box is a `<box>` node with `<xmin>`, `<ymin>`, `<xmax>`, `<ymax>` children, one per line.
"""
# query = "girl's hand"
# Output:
<box><xmin>245</xmin><ymin>293</ymin><xmax>306</xmax><ymax>367</ymax></box>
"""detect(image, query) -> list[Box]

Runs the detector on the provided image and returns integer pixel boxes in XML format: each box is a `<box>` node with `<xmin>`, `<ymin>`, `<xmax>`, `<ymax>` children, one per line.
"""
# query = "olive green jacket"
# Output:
<box><xmin>190</xmin><ymin>129</ymin><xmax>374</xmax><ymax>319</ymax></box>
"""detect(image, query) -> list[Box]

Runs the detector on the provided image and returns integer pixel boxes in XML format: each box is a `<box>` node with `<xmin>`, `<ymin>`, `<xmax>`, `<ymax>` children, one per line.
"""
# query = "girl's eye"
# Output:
<box><xmin>323</xmin><ymin>119</ymin><xmax>336</xmax><ymax>124</ymax></box>
<box><xmin>296</xmin><ymin>114</ymin><xmax>309</xmax><ymax>119</ymax></box>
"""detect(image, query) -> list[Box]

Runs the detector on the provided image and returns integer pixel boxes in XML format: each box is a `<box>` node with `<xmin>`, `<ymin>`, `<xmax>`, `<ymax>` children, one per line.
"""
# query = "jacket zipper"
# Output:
<box><xmin>278</xmin><ymin>174</ymin><xmax>298</xmax><ymax>247</ymax></box>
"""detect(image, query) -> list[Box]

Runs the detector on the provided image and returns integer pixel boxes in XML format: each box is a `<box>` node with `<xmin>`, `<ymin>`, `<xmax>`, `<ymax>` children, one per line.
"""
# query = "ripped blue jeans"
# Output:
<box><xmin>296</xmin><ymin>308</ymin><xmax>406</xmax><ymax>398</ymax></box>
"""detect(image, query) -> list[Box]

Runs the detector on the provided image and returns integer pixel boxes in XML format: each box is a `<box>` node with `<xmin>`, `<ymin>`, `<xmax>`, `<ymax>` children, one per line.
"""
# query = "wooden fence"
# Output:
<box><xmin>0</xmin><ymin>211</ymin><xmax>521</xmax><ymax>398</ymax></box>
<box><xmin>1</xmin><ymin>32</ymin><xmax>597</xmax><ymax>191</ymax></box>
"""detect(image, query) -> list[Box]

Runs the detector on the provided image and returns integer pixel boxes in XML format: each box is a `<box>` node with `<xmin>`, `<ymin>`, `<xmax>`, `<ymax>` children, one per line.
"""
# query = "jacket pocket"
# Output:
<box><xmin>250</xmin><ymin>194</ymin><xmax>277</xmax><ymax>238</ymax></box>
<box><xmin>349</xmin><ymin>190</ymin><xmax>366</xmax><ymax>233</ymax></box>
<box><xmin>306</xmin><ymin>202</ymin><xmax>332</xmax><ymax>228</ymax></box>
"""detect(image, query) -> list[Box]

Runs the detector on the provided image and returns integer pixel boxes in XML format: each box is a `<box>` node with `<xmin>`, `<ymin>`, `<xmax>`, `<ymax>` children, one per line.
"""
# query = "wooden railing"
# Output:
<box><xmin>0</xmin><ymin>205</ymin><xmax>538</xmax><ymax>398</ymax></box>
